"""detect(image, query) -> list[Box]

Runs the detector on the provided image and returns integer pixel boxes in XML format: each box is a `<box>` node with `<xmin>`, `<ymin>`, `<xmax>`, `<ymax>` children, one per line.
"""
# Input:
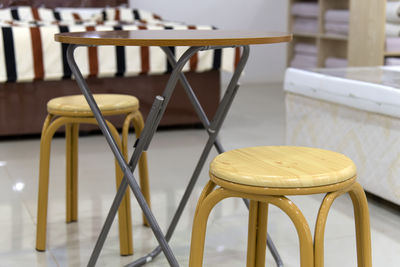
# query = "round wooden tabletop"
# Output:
<box><xmin>54</xmin><ymin>30</ymin><xmax>292</xmax><ymax>47</ymax></box>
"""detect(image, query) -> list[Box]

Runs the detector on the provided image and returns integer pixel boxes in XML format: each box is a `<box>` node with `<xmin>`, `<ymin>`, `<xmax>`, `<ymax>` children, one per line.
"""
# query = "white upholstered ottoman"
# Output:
<box><xmin>284</xmin><ymin>66</ymin><xmax>400</xmax><ymax>205</ymax></box>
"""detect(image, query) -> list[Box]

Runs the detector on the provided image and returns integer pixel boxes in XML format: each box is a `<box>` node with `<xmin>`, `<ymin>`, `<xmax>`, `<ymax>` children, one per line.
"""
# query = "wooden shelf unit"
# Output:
<box><xmin>384</xmin><ymin>52</ymin><xmax>400</xmax><ymax>57</ymax></box>
<box><xmin>288</xmin><ymin>0</ymin><xmax>387</xmax><ymax>68</ymax></box>
<box><xmin>288</xmin><ymin>0</ymin><xmax>350</xmax><ymax>68</ymax></box>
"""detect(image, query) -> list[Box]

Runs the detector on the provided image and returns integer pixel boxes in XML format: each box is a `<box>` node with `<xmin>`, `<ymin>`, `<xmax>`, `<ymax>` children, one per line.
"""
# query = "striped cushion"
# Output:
<box><xmin>1</xmin><ymin>7</ymin><xmax>161</xmax><ymax>23</ymax></box>
<box><xmin>0</xmin><ymin>22</ymin><xmax>239</xmax><ymax>83</ymax></box>
<box><xmin>0</xmin><ymin>7</ymin><xmax>103</xmax><ymax>22</ymax></box>
<box><xmin>0</xmin><ymin>6</ymin><xmax>239</xmax><ymax>83</ymax></box>
<box><xmin>53</xmin><ymin>8</ymin><xmax>103</xmax><ymax>22</ymax></box>
<box><xmin>0</xmin><ymin>7</ymin><xmax>56</xmax><ymax>21</ymax></box>
<box><xmin>103</xmin><ymin>7</ymin><xmax>162</xmax><ymax>23</ymax></box>
<box><xmin>0</xmin><ymin>8</ymin><xmax>13</xmax><ymax>21</ymax></box>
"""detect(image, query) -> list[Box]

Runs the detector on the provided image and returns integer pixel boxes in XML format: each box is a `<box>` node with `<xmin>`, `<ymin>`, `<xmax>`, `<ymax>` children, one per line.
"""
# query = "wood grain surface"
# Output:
<box><xmin>47</xmin><ymin>94</ymin><xmax>139</xmax><ymax>116</ymax></box>
<box><xmin>55</xmin><ymin>30</ymin><xmax>292</xmax><ymax>47</ymax></box>
<box><xmin>210</xmin><ymin>146</ymin><xmax>357</xmax><ymax>188</ymax></box>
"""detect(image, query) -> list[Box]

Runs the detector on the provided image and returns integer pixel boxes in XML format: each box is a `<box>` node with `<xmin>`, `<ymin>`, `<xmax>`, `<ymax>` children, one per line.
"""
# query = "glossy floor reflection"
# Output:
<box><xmin>0</xmin><ymin>83</ymin><xmax>399</xmax><ymax>266</ymax></box>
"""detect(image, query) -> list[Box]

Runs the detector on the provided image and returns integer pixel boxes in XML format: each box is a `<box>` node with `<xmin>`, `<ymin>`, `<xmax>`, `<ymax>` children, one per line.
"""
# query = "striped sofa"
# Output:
<box><xmin>0</xmin><ymin>5</ymin><xmax>235</xmax><ymax>135</ymax></box>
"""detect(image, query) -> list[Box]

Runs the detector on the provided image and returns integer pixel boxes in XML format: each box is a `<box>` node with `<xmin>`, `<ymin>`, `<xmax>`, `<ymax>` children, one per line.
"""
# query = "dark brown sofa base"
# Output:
<box><xmin>0</xmin><ymin>71</ymin><xmax>220</xmax><ymax>136</ymax></box>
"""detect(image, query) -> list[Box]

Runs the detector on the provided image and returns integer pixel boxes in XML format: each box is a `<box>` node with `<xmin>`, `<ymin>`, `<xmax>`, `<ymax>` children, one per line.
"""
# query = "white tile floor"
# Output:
<box><xmin>0</xmin><ymin>83</ymin><xmax>399</xmax><ymax>266</ymax></box>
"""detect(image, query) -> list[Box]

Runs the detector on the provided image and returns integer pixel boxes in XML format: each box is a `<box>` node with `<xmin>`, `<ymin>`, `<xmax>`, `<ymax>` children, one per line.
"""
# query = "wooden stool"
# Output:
<box><xmin>35</xmin><ymin>94</ymin><xmax>150</xmax><ymax>256</ymax></box>
<box><xmin>189</xmin><ymin>146</ymin><xmax>372</xmax><ymax>267</ymax></box>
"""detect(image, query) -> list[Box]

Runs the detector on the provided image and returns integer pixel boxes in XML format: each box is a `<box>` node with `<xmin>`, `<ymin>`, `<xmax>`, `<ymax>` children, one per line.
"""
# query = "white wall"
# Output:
<box><xmin>130</xmin><ymin>0</ymin><xmax>289</xmax><ymax>84</ymax></box>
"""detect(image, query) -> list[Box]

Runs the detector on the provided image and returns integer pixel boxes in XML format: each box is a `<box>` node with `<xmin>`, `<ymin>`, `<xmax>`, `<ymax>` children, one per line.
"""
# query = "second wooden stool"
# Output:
<box><xmin>36</xmin><ymin>94</ymin><xmax>150</xmax><ymax>256</ymax></box>
<box><xmin>189</xmin><ymin>146</ymin><xmax>372</xmax><ymax>267</ymax></box>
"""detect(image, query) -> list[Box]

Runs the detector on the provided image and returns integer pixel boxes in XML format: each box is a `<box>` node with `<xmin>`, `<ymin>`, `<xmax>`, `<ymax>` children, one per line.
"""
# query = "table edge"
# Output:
<box><xmin>54</xmin><ymin>31</ymin><xmax>292</xmax><ymax>46</ymax></box>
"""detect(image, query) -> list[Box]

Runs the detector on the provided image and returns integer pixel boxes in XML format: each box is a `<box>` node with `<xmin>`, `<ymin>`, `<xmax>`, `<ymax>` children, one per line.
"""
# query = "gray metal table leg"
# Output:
<box><xmin>125</xmin><ymin>46</ymin><xmax>250</xmax><ymax>267</ymax></box>
<box><xmin>66</xmin><ymin>44</ymin><xmax>205</xmax><ymax>267</ymax></box>
<box><xmin>68</xmin><ymin>43</ymin><xmax>273</xmax><ymax>267</ymax></box>
<box><xmin>87</xmin><ymin>96</ymin><xmax>165</xmax><ymax>266</ymax></box>
<box><xmin>164</xmin><ymin>46</ymin><xmax>283</xmax><ymax>267</ymax></box>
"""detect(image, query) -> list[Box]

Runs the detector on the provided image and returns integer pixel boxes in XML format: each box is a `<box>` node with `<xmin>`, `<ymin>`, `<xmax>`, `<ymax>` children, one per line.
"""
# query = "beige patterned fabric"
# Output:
<box><xmin>286</xmin><ymin>93</ymin><xmax>400</xmax><ymax>205</ymax></box>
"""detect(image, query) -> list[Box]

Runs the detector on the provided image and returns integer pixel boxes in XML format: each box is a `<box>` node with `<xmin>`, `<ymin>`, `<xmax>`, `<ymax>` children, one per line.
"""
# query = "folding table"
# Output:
<box><xmin>55</xmin><ymin>30</ymin><xmax>292</xmax><ymax>267</ymax></box>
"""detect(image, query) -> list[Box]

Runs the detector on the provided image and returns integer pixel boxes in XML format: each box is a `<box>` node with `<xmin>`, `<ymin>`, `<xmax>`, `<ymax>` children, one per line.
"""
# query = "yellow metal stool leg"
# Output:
<box><xmin>114</xmin><ymin>159</ymin><xmax>133</xmax><ymax>255</ymax></box>
<box><xmin>314</xmin><ymin>190</ymin><xmax>344</xmax><ymax>267</ymax></box>
<box><xmin>247</xmin><ymin>200</ymin><xmax>258</xmax><ymax>267</ymax></box>
<box><xmin>36</xmin><ymin>115</ymin><xmax>134</xmax><ymax>255</ymax></box>
<box><xmin>349</xmin><ymin>182</ymin><xmax>372</xmax><ymax>267</ymax></box>
<box><xmin>36</xmin><ymin>115</ymin><xmax>69</xmax><ymax>251</ymax></box>
<box><xmin>66</xmin><ymin>123</ymin><xmax>79</xmax><ymax>223</ymax></box>
<box><xmin>36</xmin><ymin>111</ymin><xmax>139</xmax><ymax>256</ymax></box>
<box><xmin>189</xmin><ymin>182</ymin><xmax>314</xmax><ymax>267</ymax></box>
<box><xmin>122</xmin><ymin>111</ymin><xmax>151</xmax><ymax>227</ymax></box>
<box><xmin>189</xmin><ymin>186</ymin><xmax>228</xmax><ymax>267</ymax></box>
<box><xmin>201</xmin><ymin>146</ymin><xmax>369</xmax><ymax>266</ymax></box>
<box><xmin>247</xmin><ymin>201</ymin><xmax>269</xmax><ymax>267</ymax></box>
<box><xmin>105</xmin><ymin>120</ymin><xmax>133</xmax><ymax>256</ymax></box>
<box><xmin>255</xmin><ymin>202</ymin><xmax>268</xmax><ymax>267</ymax></box>
<box><xmin>36</xmin><ymin>114</ymin><xmax>54</xmax><ymax>251</ymax></box>
<box><xmin>314</xmin><ymin>182</ymin><xmax>372</xmax><ymax>267</ymax></box>
<box><xmin>71</xmin><ymin>124</ymin><xmax>79</xmax><ymax>222</ymax></box>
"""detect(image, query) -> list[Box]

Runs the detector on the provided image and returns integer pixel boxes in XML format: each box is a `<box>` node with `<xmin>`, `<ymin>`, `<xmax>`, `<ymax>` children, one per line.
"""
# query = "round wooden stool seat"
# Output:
<box><xmin>47</xmin><ymin>94</ymin><xmax>139</xmax><ymax>117</ymax></box>
<box><xmin>210</xmin><ymin>146</ymin><xmax>356</xmax><ymax>188</ymax></box>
